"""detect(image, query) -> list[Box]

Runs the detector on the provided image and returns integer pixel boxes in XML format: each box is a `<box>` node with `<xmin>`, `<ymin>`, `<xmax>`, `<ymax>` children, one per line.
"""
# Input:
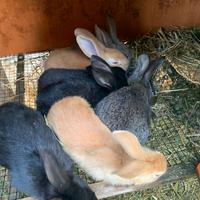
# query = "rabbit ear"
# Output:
<box><xmin>115</xmin><ymin>153</ymin><xmax>167</xmax><ymax>184</ymax></box>
<box><xmin>106</xmin><ymin>16</ymin><xmax>132</xmax><ymax>60</ymax></box>
<box><xmin>128</xmin><ymin>54</ymin><xmax>150</xmax><ymax>83</ymax></box>
<box><xmin>75</xmin><ymin>28</ymin><xmax>105</xmax><ymax>58</ymax></box>
<box><xmin>39</xmin><ymin>150</ymin><xmax>70</xmax><ymax>193</ymax></box>
<box><xmin>112</xmin><ymin>130</ymin><xmax>147</xmax><ymax>160</ymax></box>
<box><xmin>106</xmin><ymin>15</ymin><xmax>120</xmax><ymax>44</ymax></box>
<box><xmin>95</xmin><ymin>24</ymin><xmax>113</xmax><ymax>47</ymax></box>
<box><xmin>143</xmin><ymin>57</ymin><xmax>165</xmax><ymax>84</ymax></box>
<box><xmin>115</xmin><ymin>159</ymin><xmax>155</xmax><ymax>180</ymax></box>
<box><xmin>113</xmin><ymin>131</ymin><xmax>167</xmax><ymax>182</ymax></box>
<box><xmin>91</xmin><ymin>55</ymin><xmax>117</xmax><ymax>89</ymax></box>
<box><xmin>137</xmin><ymin>54</ymin><xmax>150</xmax><ymax>72</ymax></box>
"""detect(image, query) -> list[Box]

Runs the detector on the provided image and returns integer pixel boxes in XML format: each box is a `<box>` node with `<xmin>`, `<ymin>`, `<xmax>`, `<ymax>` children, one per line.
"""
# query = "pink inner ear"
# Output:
<box><xmin>77</xmin><ymin>36</ymin><xmax>98</xmax><ymax>58</ymax></box>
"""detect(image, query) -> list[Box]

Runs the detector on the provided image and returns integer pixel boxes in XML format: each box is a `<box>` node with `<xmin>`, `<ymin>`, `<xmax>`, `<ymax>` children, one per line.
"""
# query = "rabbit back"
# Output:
<box><xmin>95</xmin><ymin>85</ymin><xmax>150</xmax><ymax>145</ymax></box>
<box><xmin>37</xmin><ymin>58</ymin><xmax>127</xmax><ymax>116</ymax></box>
<box><xmin>37</xmin><ymin>68</ymin><xmax>110</xmax><ymax>115</ymax></box>
<box><xmin>0</xmin><ymin>102</ymin><xmax>97</xmax><ymax>200</ymax></box>
<box><xmin>47</xmin><ymin>97</ymin><xmax>167</xmax><ymax>185</ymax></box>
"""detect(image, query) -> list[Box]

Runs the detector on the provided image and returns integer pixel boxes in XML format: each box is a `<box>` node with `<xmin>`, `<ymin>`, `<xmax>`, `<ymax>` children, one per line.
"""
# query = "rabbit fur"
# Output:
<box><xmin>44</xmin><ymin>25</ymin><xmax>129</xmax><ymax>71</ymax></box>
<box><xmin>47</xmin><ymin>96</ymin><xmax>167</xmax><ymax>186</ymax></box>
<box><xmin>37</xmin><ymin>55</ymin><xmax>127</xmax><ymax>116</ymax></box>
<box><xmin>0</xmin><ymin>102</ymin><xmax>97</xmax><ymax>200</ymax></box>
<box><xmin>95</xmin><ymin>54</ymin><xmax>164</xmax><ymax>145</ymax></box>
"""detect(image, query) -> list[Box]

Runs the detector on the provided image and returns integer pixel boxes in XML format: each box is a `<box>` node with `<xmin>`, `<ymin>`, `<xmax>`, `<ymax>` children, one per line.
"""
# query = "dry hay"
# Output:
<box><xmin>0</xmin><ymin>28</ymin><xmax>200</xmax><ymax>200</ymax></box>
<box><xmin>130</xmin><ymin>27</ymin><xmax>200</xmax><ymax>86</ymax></box>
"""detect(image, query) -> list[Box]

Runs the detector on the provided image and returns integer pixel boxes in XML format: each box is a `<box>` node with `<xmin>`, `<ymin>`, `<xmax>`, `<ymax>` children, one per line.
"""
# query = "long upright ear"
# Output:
<box><xmin>95</xmin><ymin>24</ymin><xmax>113</xmax><ymax>47</ymax></box>
<box><xmin>39</xmin><ymin>150</ymin><xmax>70</xmax><ymax>193</ymax></box>
<box><xmin>112</xmin><ymin>130</ymin><xmax>147</xmax><ymax>160</ymax></box>
<box><xmin>128</xmin><ymin>54</ymin><xmax>150</xmax><ymax>83</ymax></box>
<box><xmin>75</xmin><ymin>28</ymin><xmax>105</xmax><ymax>58</ymax></box>
<box><xmin>143</xmin><ymin>57</ymin><xmax>165</xmax><ymax>84</ymax></box>
<box><xmin>106</xmin><ymin>15</ymin><xmax>120</xmax><ymax>44</ymax></box>
<box><xmin>115</xmin><ymin>160</ymin><xmax>154</xmax><ymax>180</ymax></box>
<box><xmin>91</xmin><ymin>55</ymin><xmax>117</xmax><ymax>89</ymax></box>
<box><xmin>106</xmin><ymin>16</ymin><xmax>132</xmax><ymax>60</ymax></box>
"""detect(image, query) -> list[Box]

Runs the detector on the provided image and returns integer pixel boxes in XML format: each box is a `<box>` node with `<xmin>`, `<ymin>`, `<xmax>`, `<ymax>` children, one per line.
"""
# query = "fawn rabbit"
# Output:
<box><xmin>44</xmin><ymin>17</ymin><xmax>129</xmax><ymax>71</ymax></box>
<box><xmin>47</xmin><ymin>96</ymin><xmax>167</xmax><ymax>186</ymax></box>
<box><xmin>0</xmin><ymin>102</ymin><xmax>97</xmax><ymax>200</ymax></box>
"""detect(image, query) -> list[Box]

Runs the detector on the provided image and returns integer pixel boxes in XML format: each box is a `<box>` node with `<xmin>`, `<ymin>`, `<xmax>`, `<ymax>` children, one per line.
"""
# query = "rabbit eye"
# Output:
<box><xmin>112</xmin><ymin>61</ymin><xmax>119</xmax><ymax>65</ymax></box>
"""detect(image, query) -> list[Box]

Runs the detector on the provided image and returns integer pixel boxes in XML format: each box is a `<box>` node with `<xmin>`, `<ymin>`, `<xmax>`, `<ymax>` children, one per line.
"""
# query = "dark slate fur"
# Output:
<box><xmin>36</xmin><ymin>58</ymin><xmax>127</xmax><ymax>116</ymax></box>
<box><xmin>0</xmin><ymin>102</ymin><xmax>97</xmax><ymax>200</ymax></box>
<box><xmin>95</xmin><ymin>56</ymin><xmax>164</xmax><ymax>145</ymax></box>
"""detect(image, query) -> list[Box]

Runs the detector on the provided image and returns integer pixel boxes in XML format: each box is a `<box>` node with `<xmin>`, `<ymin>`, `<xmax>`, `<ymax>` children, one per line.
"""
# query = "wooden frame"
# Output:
<box><xmin>21</xmin><ymin>164</ymin><xmax>196</xmax><ymax>199</ymax></box>
<box><xmin>2</xmin><ymin>0</ymin><xmax>200</xmax><ymax>55</ymax></box>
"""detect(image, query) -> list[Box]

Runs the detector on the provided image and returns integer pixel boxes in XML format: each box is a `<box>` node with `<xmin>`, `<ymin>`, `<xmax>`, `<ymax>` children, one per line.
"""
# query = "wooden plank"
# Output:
<box><xmin>2</xmin><ymin>0</ymin><xmax>200</xmax><ymax>55</ymax></box>
<box><xmin>20</xmin><ymin>164</ymin><xmax>196</xmax><ymax>200</ymax></box>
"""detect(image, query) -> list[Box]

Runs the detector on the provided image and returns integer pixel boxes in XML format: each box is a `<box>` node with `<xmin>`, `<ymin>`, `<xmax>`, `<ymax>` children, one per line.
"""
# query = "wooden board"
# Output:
<box><xmin>1</xmin><ymin>0</ymin><xmax>200</xmax><ymax>56</ymax></box>
<box><xmin>21</xmin><ymin>163</ymin><xmax>196</xmax><ymax>199</ymax></box>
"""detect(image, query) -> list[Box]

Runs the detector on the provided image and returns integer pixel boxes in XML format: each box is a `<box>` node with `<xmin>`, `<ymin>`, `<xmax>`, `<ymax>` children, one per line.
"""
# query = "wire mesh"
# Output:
<box><xmin>0</xmin><ymin>52</ymin><xmax>48</xmax><ymax>108</ymax></box>
<box><xmin>0</xmin><ymin>53</ymin><xmax>199</xmax><ymax>199</ymax></box>
<box><xmin>0</xmin><ymin>168</ymin><xmax>25</xmax><ymax>200</ymax></box>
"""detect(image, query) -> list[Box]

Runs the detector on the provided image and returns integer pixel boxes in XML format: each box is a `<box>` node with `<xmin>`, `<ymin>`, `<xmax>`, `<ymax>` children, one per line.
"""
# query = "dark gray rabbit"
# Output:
<box><xmin>95</xmin><ymin>54</ymin><xmax>164</xmax><ymax>145</ymax></box>
<box><xmin>0</xmin><ymin>102</ymin><xmax>97</xmax><ymax>200</ymax></box>
<box><xmin>37</xmin><ymin>55</ymin><xmax>127</xmax><ymax>115</ymax></box>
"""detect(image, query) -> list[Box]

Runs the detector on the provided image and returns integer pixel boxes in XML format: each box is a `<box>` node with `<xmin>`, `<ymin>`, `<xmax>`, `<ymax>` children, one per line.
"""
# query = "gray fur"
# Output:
<box><xmin>95</xmin><ymin>54</ymin><xmax>164</xmax><ymax>145</ymax></box>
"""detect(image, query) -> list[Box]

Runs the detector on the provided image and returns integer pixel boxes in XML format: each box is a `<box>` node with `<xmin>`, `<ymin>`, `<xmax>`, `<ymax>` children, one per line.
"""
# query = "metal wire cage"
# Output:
<box><xmin>0</xmin><ymin>52</ymin><xmax>200</xmax><ymax>200</ymax></box>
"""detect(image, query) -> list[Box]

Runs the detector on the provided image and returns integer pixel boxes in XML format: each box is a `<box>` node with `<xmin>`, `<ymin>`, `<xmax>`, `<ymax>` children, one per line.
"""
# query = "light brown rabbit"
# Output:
<box><xmin>47</xmin><ymin>96</ymin><xmax>167</xmax><ymax>186</ymax></box>
<box><xmin>43</xmin><ymin>45</ymin><xmax>90</xmax><ymax>70</ymax></box>
<box><xmin>44</xmin><ymin>28</ymin><xmax>129</xmax><ymax>71</ymax></box>
<box><xmin>44</xmin><ymin>16</ymin><xmax>130</xmax><ymax>71</ymax></box>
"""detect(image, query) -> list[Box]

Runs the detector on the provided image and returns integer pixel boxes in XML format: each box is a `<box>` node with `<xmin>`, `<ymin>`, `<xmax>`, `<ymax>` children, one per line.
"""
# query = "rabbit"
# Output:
<box><xmin>47</xmin><ymin>96</ymin><xmax>167</xmax><ymax>186</ymax></box>
<box><xmin>95</xmin><ymin>16</ymin><xmax>158</xmax><ymax>102</ymax></box>
<box><xmin>36</xmin><ymin>55</ymin><xmax>128</xmax><ymax>116</ymax></box>
<box><xmin>44</xmin><ymin>22</ymin><xmax>129</xmax><ymax>71</ymax></box>
<box><xmin>94</xmin><ymin>54</ymin><xmax>165</xmax><ymax>145</ymax></box>
<box><xmin>0</xmin><ymin>102</ymin><xmax>97</xmax><ymax>200</ymax></box>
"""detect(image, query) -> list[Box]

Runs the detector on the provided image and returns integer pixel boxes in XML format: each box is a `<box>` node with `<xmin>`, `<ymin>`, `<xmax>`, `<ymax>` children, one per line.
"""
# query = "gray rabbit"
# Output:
<box><xmin>95</xmin><ymin>54</ymin><xmax>164</xmax><ymax>144</ymax></box>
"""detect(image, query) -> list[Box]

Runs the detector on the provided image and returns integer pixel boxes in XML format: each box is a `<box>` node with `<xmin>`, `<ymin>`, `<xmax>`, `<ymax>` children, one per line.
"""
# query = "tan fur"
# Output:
<box><xmin>47</xmin><ymin>97</ymin><xmax>167</xmax><ymax>185</ymax></box>
<box><xmin>44</xmin><ymin>47</ymin><xmax>90</xmax><ymax>70</ymax></box>
<box><xmin>44</xmin><ymin>28</ymin><xmax>129</xmax><ymax>71</ymax></box>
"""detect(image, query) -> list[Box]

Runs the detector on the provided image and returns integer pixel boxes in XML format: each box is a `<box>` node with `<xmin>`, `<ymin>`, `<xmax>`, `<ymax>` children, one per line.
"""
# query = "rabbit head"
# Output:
<box><xmin>90</xmin><ymin>55</ymin><xmax>127</xmax><ymax>90</ymax></box>
<box><xmin>75</xmin><ymin>28</ymin><xmax>129</xmax><ymax>70</ymax></box>
<box><xmin>47</xmin><ymin>96</ymin><xmax>167</xmax><ymax>186</ymax></box>
<box><xmin>95</xmin><ymin>16</ymin><xmax>132</xmax><ymax>63</ymax></box>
